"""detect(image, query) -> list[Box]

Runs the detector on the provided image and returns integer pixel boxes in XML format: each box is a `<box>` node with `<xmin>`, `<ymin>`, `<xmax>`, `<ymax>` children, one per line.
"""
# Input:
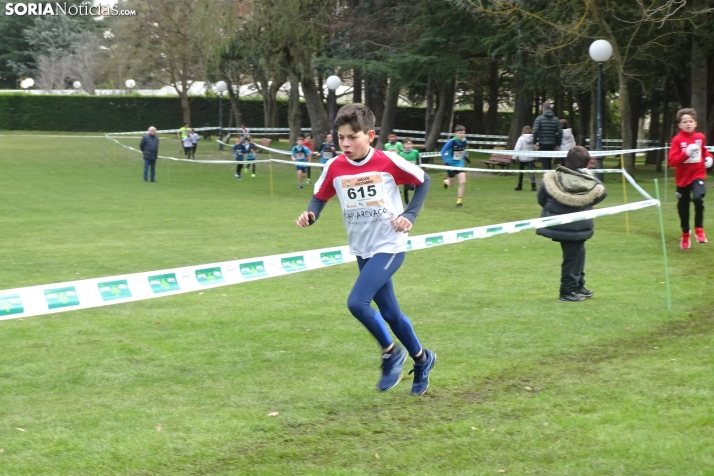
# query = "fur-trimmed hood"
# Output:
<box><xmin>543</xmin><ymin>166</ymin><xmax>606</xmax><ymax>207</ymax></box>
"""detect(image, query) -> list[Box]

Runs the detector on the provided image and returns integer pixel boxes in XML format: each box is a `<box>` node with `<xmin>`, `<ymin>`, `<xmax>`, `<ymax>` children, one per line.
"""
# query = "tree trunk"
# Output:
<box><xmin>425</xmin><ymin>78</ymin><xmax>456</xmax><ymax>151</ymax></box>
<box><xmin>629</xmin><ymin>81</ymin><xmax>643</xmax><ymax>152</ymax></box>
<box><xmin>486</xmin><ymin>59</ymin><xmax>500</xmax><ymax>135</ymax></box>
<box><xmin>507</xmin><ymin>70</ymin><xmax>532</xmax><ymax>149</ymax></box>
<box><xmin>691</xmin><ymin>33</ymin><xmax>708</xmax><ymax>133</ymax></box>
<box><xmin>365</xmin><ymin>73</ymin><xmax>387</xmax><ymax>127</ymax></box>
<box><xmin>300</xmin><ymin>73</ymin><xmax>330</xmax><ymax>144</ymax></box>
<box><xmin>377</xmin><ymin>79</ymin><xmax>400</xmax><ymax>149</ymax></box>
<box><xmin>179</xmin><ymin>90</ymin><xmax>191</xmax><ymax>125</ymax></box>
<box><xmin>224</xmin><ymin>75</ymin><xmax>242</xmax><ymax>129</ymax></box>
<box><xmin>288</xmin><ymin>69</ymin><xmax>302</xmax><ymax>145</ymax></box>
<box><xmin>256</xmin><ymin>74</ymin><xmax>282</xmax><ymax>131</ymax></box>
<box><xmin>658</xmin><ymin>81</ymin><xmax>672</xmax><ymax>173</ymax></box>
<box><xmin>618</xmin><ymin>73</ymin><xmax>634</xmax><ymax>174</ymax></box>
<box><xmin>425</xmin><ymin>74</ymin><xmax>435</xmax><ymax>139</ymax></box>
<box><xmin>445</xmin><ymin>77</ymin><xmax>457</xmax><ymax>134</ymax></box>
<box><xmin>472</xmin><ymin>86</ymin><xmax>484</xmax><ymax>135</ymax></box>
<box><xmin>353</xmin><ymin>68</ymin><xmax>362</xmax><ymax>104</ymax></box>
<box><xmin>575</xmin><ymin>91</ymin><xmax>591</xmax><ymax>146</ymax></box>
<box><xmin>646</xmin><ymin>91</ymin><xmax>662</xmax><ymax>166</ymax></box>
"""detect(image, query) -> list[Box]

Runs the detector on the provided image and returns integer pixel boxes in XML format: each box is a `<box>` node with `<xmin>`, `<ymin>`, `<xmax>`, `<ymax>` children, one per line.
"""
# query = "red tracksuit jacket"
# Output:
<box><xmin>668</xmin><ymin>130</ymin><xmax>712</xmax><ymax>188</ymax></box>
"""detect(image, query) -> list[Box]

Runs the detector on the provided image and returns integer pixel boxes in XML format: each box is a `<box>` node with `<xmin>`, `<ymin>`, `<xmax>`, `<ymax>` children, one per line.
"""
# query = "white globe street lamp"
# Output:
<box><xmin>214</xmin><ymin>81</ymin><xmax>228</xmax><ymax>149</ymax></box>
<box><xmin>73</xmin><ymin>81</ymin><xmax>82</xmax><ymax>89</ymax></box>
<box><xmin>589</xmin><ymin>39</ymin><xmax>613</xmax><ymax>181</ymax></box>
<box><xmin>326</xmin><ymin>75</ymin><xmax>342</xmax><ymax>138</ymax></box>
<box><xmin>20</xmin><ymin>78</ymin><xmax>34</xmax><ymax>89</ymax></box>
<box><xmin>125</xmin><ymin>79</ymin><xmax>136</xmax><ymax>89</ymax></box>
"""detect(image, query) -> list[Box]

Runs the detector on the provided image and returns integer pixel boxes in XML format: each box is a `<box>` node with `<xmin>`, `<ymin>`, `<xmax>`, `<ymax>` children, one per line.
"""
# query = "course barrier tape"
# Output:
<box><xmin>111</xmin><ymin>136</ymin><xmax>675</xmax><ymax>181</ymax></box>
<box><xmin>105</xmin><ymin>134</ymin><xmax>271</xmax><ymax>165</ymax></box>
<box><xmin>0</xmin><ymin>195</ymin><xmax>658</xmax><ymax>321</ymax></box>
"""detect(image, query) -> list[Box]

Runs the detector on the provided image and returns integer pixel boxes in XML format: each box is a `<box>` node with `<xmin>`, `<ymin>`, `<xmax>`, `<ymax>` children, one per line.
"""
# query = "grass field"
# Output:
<box><xmin>1</xmin><ymin>132</ymin><xmax>713</xmax><ymax>475</ymax></box>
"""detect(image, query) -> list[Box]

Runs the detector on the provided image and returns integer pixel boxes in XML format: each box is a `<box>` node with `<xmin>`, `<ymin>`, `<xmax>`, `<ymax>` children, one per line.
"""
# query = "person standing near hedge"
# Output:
<box><xmin>140</xmin><ymin>126</ymin><xmax>159</xmax><ymax>183</ymax></box>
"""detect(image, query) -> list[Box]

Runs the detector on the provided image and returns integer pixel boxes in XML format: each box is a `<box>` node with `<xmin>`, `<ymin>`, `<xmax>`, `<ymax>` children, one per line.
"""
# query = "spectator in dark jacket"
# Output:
<box><xmin>536</xmin><ymin>146</ymin><xmax>607</xmax><ymax>302</ymax></box>
<box><xmin>140</xmin><ymin>126</ymin><xmax>159</xmax><ymax>182</ymax></box>
<box><xmin>532</xmin><ymin>102</ymin><xmax>563</xmax><ymax>170</ymax></box>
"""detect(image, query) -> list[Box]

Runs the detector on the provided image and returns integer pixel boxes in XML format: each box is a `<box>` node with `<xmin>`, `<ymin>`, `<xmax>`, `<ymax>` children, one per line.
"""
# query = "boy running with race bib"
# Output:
<box><xmin>296</xmin><ymin>104</ymin><xmax>436</xmax><ymax>395</ymax></box>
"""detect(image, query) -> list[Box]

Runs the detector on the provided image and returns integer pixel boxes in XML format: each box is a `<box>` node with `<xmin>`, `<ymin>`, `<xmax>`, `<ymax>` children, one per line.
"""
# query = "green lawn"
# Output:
<box><xmin>0</xmin><ymin>133</ymin><xmax>712</xmax><ymax>475</ymax></box>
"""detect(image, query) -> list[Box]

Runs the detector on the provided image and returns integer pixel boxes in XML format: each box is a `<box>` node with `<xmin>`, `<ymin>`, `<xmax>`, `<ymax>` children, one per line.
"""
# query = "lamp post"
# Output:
<box><xmin>73</xmin><ymin>80</ymin><xmax>82</xmax><ymax>94</ymax></box>
<box><xmin>326</xmin><ymin>75</ymin><xmax>342</xmax><ymax>139</ymax></box>
<box><xmin>589</xmin><ymin>39</ymin><xmax>613</xmax><ymax>181</ymax></box>
<box><xmin>20</xmin><ymin>78</ymin><xmax>34</xmax><ymax>90</ymax></box>
<box><xmin>125</xmin><ymin>79</ymin><xmax>136</xmax><ymax>92</ymax></box>
<box><xmin>215</xmin><ymin>80</ymin><xmax>228</xmax><ymax>150</ymax></box>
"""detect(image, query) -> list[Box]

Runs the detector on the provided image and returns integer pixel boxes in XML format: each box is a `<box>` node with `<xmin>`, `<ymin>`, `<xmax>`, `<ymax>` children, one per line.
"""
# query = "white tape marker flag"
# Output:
<box><xmin>0</xmin><ymin>198</ymin><xmax>658</xmax><ymax>321</ymax></box>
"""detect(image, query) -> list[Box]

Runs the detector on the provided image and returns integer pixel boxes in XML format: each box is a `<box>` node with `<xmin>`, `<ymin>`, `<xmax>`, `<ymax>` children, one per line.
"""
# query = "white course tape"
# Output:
<box><xmin>106</xmin><ymin>135</ymin><xmax>270</xmax><ymax>165</ymax></box>
<box><xmin>0</xmin><ymin>198</ymin><xmax>658</xmax><ymax>321</ymax></box>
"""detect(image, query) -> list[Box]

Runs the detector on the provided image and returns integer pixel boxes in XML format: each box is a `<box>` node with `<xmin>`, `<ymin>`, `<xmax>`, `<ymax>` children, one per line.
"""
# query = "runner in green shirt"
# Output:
<box><xmin>399</xmin><ymin>139</ymin><xmax>421</xmax><ymax>204</ymax></box>
<box><xmin>178</xmin><ymin>123</ymin><xmax>189</xmax><ymax>153</ymax></box>
<box><xmin>384</xmin><ymin>132</ymin><xmax>404</xmax><ymax>154</ymax></box>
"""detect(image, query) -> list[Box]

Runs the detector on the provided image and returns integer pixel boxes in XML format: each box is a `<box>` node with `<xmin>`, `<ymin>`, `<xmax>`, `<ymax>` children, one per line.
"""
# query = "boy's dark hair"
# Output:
<box><xmin>564</xmin><ymin>146</ymin><xmax>591</xmax><ymax>170</ymax></box>
<box><xmin>454</xmin><ymin>124</ymin><xmax>466</xmax><ymax>132</ymax></box>
<box><xmin>297</xmin><ymin>136</ymin><xmax>304</xmax><ymax>141</ymax></box>
<box><xmin>676</xmin><ymin>108</ymin><xmax>697</xmax><ymax>123</ymax></box>
<box><xmin>560</xmin><ymin>119</ymin><xmax>569</xmax><ymax>129</ymax></box>
<box><xmin>404</xmin><ymin>138</ymin><xmax>413</xmax><ymax>144</ymax></box>
<box><xmin>542</xmin><ymin>102</ymin><xmax>552</xmax><ymax>111</ymax></box>
<box><xmin>334</xmin><ymin>103</ymin><xmax>376</xmax><ymax>133</ymax></box>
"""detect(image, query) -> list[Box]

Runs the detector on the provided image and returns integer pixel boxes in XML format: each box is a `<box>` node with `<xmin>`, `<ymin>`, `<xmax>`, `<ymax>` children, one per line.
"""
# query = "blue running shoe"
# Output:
<box><xmin>409</xmin><ymin>349</ymin><xmax>436</xmax><ymax>395</ymax></box>
<box><xmin>377</xmin><ymin>345</ymin><xmax>408</xmax><ymax>392</ymax></box>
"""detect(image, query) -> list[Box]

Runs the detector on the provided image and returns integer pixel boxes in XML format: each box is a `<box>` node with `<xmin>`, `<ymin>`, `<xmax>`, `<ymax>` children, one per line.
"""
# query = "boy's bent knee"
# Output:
<box><xmin>347</xmin><ymin>295</ymin><xmax>368</xmax><ymax>318</ymax></box>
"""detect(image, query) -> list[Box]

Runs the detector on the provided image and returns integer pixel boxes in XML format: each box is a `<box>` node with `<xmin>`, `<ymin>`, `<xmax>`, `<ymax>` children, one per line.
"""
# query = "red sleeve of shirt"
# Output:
<box><xmin>314</xmin><ymin>159</ymin><xmax>338</xmax><ymax>201</ymax></box>
<box><xmin>380</xmin><ymin>151</ymin><xmax>425</xmax><ymax>186</ymax></box>
<box><xmin>668</xmin><ymin>135</ymin><xmax>689</xmax><ymax>167</ymax></box>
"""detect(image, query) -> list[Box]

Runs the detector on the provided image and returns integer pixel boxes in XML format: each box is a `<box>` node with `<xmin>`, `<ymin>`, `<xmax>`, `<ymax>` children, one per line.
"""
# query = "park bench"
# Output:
<box><xmin>478</xmin><ymin>153</ymin><xmax>513</xmax><ymax>169</ymax></box>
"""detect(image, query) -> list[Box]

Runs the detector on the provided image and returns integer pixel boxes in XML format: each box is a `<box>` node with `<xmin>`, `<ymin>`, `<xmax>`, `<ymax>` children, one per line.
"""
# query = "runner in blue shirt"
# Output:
<box><xmin>440</xmin><ymin>124</ymin><xmax>470</xmax><ymax>208</ymax></box>
<box><xmin>291</xmin><ymin>136</ymin><xmax>311</xmax><ymax>189</ymax></box>
<box><xmin>319</xmin><ymin>133</ymin><xmax>336</xmax><ymax>164</ymax></box>
<box><xmin>233</xmin><ymin>138</ymin><xmax>245</xmax><ymax>180</ymax></box>
<box><xmin>244</xmin><ymin>136</ymin><xmax>258</xmax><ymax>177</ymax></box>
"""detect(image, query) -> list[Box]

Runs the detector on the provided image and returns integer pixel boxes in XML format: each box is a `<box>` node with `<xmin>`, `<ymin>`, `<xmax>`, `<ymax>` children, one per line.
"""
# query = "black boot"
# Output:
<box><xmin>531</xmin><ymin>183</ymin><xmax>537</xmax><ymax>191</ymax></box>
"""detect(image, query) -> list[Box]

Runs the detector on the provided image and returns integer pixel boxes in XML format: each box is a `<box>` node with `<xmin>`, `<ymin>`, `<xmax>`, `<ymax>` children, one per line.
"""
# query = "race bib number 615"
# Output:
<box><xmin>341</xmin><ymin>174</ymin><xmax>385</xmax><ymax>210</ymax></box>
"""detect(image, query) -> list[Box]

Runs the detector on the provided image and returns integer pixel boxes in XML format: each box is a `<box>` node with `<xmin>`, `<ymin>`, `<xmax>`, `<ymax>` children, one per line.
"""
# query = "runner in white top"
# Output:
<box><xmin>296</xmin><ymin>103</ymin><xmax>436</xmax><ymax>395</ymax></box>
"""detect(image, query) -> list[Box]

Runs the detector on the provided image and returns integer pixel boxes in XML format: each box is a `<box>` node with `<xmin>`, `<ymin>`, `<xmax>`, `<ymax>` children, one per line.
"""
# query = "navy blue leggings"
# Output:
<box><xmin>347</xmin><ymin>252</ymin><xmax>422</xmax><ymax>356</ymax></box>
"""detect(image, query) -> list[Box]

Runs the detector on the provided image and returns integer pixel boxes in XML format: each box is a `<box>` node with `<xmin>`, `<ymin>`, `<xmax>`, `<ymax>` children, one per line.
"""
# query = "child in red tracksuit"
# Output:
<box><xmin>668</xmin><ymin>108</ymin><xmax>713</xmax><ymax>250</ymax></box>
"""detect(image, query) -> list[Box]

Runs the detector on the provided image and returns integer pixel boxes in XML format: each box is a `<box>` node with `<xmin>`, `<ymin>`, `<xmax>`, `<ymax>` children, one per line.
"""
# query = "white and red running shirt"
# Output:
<box><xmin>313</xmin><ymin>148</ymin><xmax>425</xmax><ymax>258</ymax></box>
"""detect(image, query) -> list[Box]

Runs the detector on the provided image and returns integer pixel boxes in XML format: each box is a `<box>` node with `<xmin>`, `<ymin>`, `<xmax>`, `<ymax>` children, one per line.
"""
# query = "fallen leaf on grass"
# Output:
<box><xmin>155</xmin><ymin>322</ymin><xmax>161</xmax><ymax>325</ymax></box>
<box><xmin>156</xmin><ymin>423</ymin><xmax>162</xmax><ymax>431</ymax></box>
<box><xmin>268</xmin><ymin>412</ymin><xmax>280</xmax><ymax>417</ymax></box>
<box><xmin>16</xmin><ymin>428</ymin><xmax>25</xmax><ymax>432</ymax></box>
<box><xmin>198</xmin><ymin>292</ymin><xmax>204</xmax><ymax>295</ymax></box>
<box><xmin>471</xmin><ymin>427</ymin><xmax>477</xmax><ymax>431</ymax></box>
<box><xmin>375</xmin><ymin>453</ymin><xmax>380</xmax><ymax>459</ymax></box>
<box><xmin>0</xmin><ymin>448</ymin><xmax>4</xmax><ymax>452</ymax></box>
<box><xmin>525</xmin><ymin>386</ymin><xmax>533</xmax><ymax>392</ymax></box>
<box><xmin>498</xmin><ymin>469</ymin><xmax>506</xmax><ymax>473</ymax></box>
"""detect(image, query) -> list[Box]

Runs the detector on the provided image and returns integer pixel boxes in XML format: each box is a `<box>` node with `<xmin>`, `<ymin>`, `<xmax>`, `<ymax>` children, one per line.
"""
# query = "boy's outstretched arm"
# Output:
<box><xmin>439</xmin><ymin>140</ymin><xmax>452</xmax><ymax>164</ymax></box>
<box><xmin>296</xmin><ymin>196</ymin><xmax>326</xmax><ymax>227</ymax></box>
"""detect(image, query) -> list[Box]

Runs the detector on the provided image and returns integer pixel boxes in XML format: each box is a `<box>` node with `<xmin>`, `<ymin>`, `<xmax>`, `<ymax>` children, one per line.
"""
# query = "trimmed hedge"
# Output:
<box><xmin>0</xmin><ymin>94</ymin><xmax>510</xmax><ymax>134</ymax></box>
